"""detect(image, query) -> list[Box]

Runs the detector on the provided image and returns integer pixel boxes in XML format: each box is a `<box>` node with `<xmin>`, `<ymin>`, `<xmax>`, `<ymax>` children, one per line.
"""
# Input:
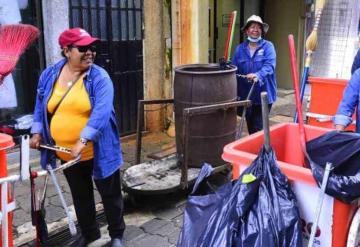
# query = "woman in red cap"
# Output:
<box><xmin>30</xmin><ymin>27</ymin><xmax>125</xmax><ymax>247</ymax></box>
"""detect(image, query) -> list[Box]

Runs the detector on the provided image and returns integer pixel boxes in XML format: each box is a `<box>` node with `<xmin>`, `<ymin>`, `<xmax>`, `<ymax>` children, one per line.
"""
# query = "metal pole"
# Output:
<box><xmin>237</xmin><ymin>77</ymin><xmax>257</xmax><ymax>139</ymax></box>
<box><xmin>135</xmin><ymin>100</ymin><xmax>144</xmax><ymax>165</ymax></box>
<box><xmin>135</xmin><ymin>99</ymin><xmax>174</xmax><ymax>164</ymax></box>
<box><xmin>47</xmin><ymin>165</ymin><xmax>77</xmax><ymax>236</ymax></box>
<box><xmin>180</xmin><ymin>109</ymin><xmax>190</xmax><ymax>189</ymax></box>
<box><xmin>35</xmin><ymin>156</ymin><xmax>81</xmax><ymax>178</ymax></box>
<box><xmin>20</xmin><ymin>135</ymin><xmax>30</xmax><ymax>181</ymax></box>
<box><xmin>307</xmin><ymin>162</ymin><xmax>332</xmax><ymax>247</ymax></box>
<box><xmin>261</xmin><ymin>92</ymin><xmax>271</xmax><ymax>151</ymax></box>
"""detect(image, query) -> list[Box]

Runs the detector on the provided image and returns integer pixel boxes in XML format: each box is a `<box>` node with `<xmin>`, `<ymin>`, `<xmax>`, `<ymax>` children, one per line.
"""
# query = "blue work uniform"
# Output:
<box><xmin>351</xmin><ymin>49</ymin><xmax>360</xmax><ymax>74</ymax></box>
<box><xmin>231</xmin><ymin>39</ymin><xmax>277</xmax><ymax>134</ymax></box>
<box><xmin>334</xmin><ymin>69</ymin><xmax>360</xmax><ymax>132</ymax></box>
<box><xmin>31</xmin><ymin>59</ymin><xmax>123</xmax><ymax>179</ymax></box>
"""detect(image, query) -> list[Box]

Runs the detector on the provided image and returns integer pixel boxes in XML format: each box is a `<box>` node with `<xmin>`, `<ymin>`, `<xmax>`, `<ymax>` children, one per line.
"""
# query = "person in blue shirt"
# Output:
<box><xmin>29</xmin><ymin>28</ymin><xmax>124</xmax><ymax>247</ymax></box>
<box><xmin>351</xmin><ymin>49</ymin><xmax>360</xmax><ymax>74</ymax></box>
<box><xmin>231</xmin><ymin>15</ymin><xmax>277</xmax><ymax>134</ymax></box>
<box><xmin>334</xmin><ymin>69</ymin><xmax>360</xmax><ymax>132</ymax></box>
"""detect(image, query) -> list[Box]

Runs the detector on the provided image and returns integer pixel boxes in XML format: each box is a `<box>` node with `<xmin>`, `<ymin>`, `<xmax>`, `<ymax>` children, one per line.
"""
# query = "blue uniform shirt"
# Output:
<box><xmin>334</xmin><ymin>69</ymin><xmax>360</xmax><ymax>132</ymax></box>
<box><xmin>351</xmin><ymin>49</ymin><xmax>360</xmax><ymax>74</ymax></box>
<box><xmin>31</xmin><ymin>59</ymin><xmax>123</xmax><ymax>179</ymax></box>
<box><xmin>231</xmin><ymin>39</ymin><xmax>277</xmax><ymax>105</ymax></box>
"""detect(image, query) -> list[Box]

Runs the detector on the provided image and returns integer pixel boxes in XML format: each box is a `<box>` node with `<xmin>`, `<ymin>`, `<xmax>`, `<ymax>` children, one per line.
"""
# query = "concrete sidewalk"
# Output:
<box><xmin>7</xmin><ymin>89</ymin><xmax>296</xmax><ymax>246</ymax></box>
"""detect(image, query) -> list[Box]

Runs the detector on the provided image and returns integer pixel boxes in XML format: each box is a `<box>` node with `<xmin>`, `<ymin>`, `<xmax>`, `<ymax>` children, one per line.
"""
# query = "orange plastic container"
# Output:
<box><xmin>0</xmin><ymin>133</ymin><xmax>14</xmax><ymax>247</ymax></box>
<box><xmin>222</xmin><ymin>123</ymin><xmax>357</xmax><ymax>247</ymax></box>
<box><xmin>308</xmin><ymin>77</ymin><xmax>355</xmax><ymax>131</ymax></box>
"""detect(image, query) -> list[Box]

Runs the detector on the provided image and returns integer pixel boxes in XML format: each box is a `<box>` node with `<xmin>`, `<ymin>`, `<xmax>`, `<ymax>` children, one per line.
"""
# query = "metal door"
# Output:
<box><xmin>69</xmin><ymin>0</ymin><xmax>143</xmax><ymax>136</ymax></box>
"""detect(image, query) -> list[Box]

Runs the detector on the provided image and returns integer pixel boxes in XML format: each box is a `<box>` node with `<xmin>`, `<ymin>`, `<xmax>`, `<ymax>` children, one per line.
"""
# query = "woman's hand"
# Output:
<box><xmin>246</xmin><ymin>73</ymin><xmax>258</xmax><ymax>82</ymax></box>
<box><xmin>30</xmin><ymin>134</ymin><xmax>42</xmax><ymax>149</ymax></box>
<box><xmin>335</xmin><ymin>124</ymin><xmax>345</xmax><ymax>131</ymax></box>
<box><xmin>71</xmin><ymin>140</ymin><xmax>86</xmax><ymax>158</ymax></box>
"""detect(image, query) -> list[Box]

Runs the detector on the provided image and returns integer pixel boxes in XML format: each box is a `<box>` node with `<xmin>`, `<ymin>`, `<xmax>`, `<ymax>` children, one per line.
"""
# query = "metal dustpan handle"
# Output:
<box><xmin>261</xmin><ymin>92</ymin><xmax>271</xmax><ymax>151</ymax></box>
<box><xmin>236</xmin><ymin>76</ymin><xmax>257</xmax><ymax>139</ymax></box>
<box><xmin>307</xmin><ymin>162</ymin><xmax>332</xmax><ymax>247</ymax></box>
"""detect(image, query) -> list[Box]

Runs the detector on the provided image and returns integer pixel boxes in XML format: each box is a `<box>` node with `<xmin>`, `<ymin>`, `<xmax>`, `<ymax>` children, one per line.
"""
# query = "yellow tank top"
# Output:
<box><xmin>47</xmin><ymin>76</ymin><xmax>94</xmax><ymax>161</ymax></box>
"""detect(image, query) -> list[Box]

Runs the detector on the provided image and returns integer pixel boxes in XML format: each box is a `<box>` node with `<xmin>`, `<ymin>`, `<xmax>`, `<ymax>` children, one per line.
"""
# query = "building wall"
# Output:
<box><xmin>171</xmin><ymin>0</ymin><xmax>209</xmax><ymax>66</ymax></box>
<box><xmin>42</xmin><ymin>0</ymin><xmax>69</xmax><ymax>66</ymax></box>
<box><xmin>143</xmin><ymin>0</ymin><xmax>166</xmax><ymax>131</ymax></box>
<box><xmin>264</xmin><ymin>0</ymin><xmax>305</xmax><ymax>89</ymax></box>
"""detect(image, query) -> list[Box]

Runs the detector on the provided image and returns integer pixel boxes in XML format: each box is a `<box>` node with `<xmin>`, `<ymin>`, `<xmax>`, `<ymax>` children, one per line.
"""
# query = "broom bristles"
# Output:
<box><xmin>315</xmin><ymin>0</ymin><xmax>326</xmax><ymax>11</ymax></box>
<box><xmin>305</xmin><ymin>31</ymin><xmax>318</xmax><ymax>52</ymax></box>
<box><xmin>304</xmin><ymin>0</ymin><xmax>326</xmax><ymax>53</ymax></box>
<box><xmin>0</xmin><ymin>24</ymin><xmax>40</xmax><ymax>82</ymax></box>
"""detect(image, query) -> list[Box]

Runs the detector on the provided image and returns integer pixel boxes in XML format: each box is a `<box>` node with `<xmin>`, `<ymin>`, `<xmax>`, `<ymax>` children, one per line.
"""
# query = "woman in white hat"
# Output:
<box><xmin>232</xmin><ymin>15</ymin><xmax>277</xmax><ymax>134</ymax></box>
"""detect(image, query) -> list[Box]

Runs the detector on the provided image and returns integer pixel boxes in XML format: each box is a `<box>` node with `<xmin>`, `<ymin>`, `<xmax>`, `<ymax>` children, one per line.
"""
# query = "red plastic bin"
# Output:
<box><xmin>0</xmin><ymin>133</ymin><xmax>14</xmax><ymax>247</ymax></box>
<box><xmin>222</xmin><ymin>123</ymin><xmax>357</xmax><ymax>247</ymax></box>
<box><xmin>308</xmin><ymin>77</ymin><xmax>355</xmax><ymax>131</ymax></box>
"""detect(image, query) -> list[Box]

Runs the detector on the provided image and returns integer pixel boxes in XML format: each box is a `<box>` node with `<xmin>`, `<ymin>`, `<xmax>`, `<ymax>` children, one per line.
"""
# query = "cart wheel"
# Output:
<box><xmin>347</xmin><ymin>207</ymin><xmax>360</xmax><ymax>247</ymax></box>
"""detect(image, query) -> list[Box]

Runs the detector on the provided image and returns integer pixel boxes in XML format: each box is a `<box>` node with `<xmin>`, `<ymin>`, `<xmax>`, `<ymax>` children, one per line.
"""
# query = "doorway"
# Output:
<box><xmin>208</xmin><ymin>0</ymin><xmax>261</xmax><ymax>63</ymax></box>
<box><xmin>69</xmin><ymin>0</ymin><xmax>144</xmax><ymax>136</ymax></box>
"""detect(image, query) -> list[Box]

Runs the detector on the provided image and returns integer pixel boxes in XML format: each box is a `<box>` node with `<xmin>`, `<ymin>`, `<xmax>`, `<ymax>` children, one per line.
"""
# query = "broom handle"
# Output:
<box><xmin>224</xmin><ymin>11</ymin><xmax>237</xmax><ymax>61</ymax></box>
<box><xmin>295</xmin><ymin>0</ymin><xmax>327</xmax><ymax>122</ymax></box>
<box><xmin>288</xmin><ymin>35</ymin><xmax>308</xmax><ymax>167</ymax></box>
<box><xmin>227</xmin><ymin>11</ymin><xmax>237</xmax><ymax>61</ymax></box>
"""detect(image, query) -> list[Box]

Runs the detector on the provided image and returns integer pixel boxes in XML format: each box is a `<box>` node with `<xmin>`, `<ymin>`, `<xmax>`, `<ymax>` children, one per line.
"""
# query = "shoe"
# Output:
<box><xmin>69</xmin><ymin>232</ymin><xmax>101</xmax><ymax>247</ymax></box>
<box><xmin>110</xmin><ymin>238</ymin><xmax>124</xmax><ymax>247</ymax></box>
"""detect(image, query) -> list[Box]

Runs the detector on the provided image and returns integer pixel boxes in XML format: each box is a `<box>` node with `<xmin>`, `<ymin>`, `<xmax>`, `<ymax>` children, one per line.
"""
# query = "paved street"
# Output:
<box><xmin>6</xmin><ymin>89</ymin><xmax>296</xmax><ymax>246</ymax></box>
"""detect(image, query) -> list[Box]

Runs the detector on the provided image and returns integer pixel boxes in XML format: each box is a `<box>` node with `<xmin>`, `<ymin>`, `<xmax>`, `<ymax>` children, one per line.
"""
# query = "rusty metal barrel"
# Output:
<box><xmin>174</xmin><ymin>63</ymin><xmax>237</xmax><ymax>167</ymax></box>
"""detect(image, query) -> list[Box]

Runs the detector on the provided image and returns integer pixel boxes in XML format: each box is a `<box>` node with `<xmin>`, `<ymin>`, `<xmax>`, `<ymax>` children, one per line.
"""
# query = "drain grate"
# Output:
<box><xmin>20</xmin><ymin>211</ymin><xmax>107</xmax><ymax>247</ymax></box>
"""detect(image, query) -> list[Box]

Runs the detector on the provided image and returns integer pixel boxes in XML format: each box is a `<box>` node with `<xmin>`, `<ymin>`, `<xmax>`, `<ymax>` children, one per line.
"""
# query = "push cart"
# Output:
<box><xmin>122</xmin><ymin>98</ymin><xmax>251</xmax><ymax>196</ymax></box>
<box><xmin>222</xmin><ymin>122</ymin><xmax>360</xmax><ymax>247</ymax></box>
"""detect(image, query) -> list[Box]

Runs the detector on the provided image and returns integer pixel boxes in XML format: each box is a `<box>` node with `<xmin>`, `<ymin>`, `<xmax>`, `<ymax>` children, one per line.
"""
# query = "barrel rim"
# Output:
<box><xmin>174</xmin><ymin>63</ymin><xmax>237</xmax><ymax>75</ymax></box>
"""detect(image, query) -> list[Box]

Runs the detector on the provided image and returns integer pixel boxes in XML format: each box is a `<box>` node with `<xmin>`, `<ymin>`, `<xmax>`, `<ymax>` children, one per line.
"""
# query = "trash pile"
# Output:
<box><xmin>177</xmin><ymin>147</ymin><xmax>303</xmax><ymax>247</ymax></box>
<box><xmin>307</xmin><ymin>130</ymin><xmax>360</xmax><ymax>203</ymax></box>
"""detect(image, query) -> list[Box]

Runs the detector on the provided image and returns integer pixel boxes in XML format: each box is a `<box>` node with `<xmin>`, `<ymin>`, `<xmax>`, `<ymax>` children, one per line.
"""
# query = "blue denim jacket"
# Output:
<box><xmin>231</xmin><ymin>39</ymin><xmax>277</xmax><ymax>105</ymax></box>
<box><xmin>334</xmin><ymin>69</ymin><xmax>360</xmax><ymax>133</ymax></box>
<box><xmin>31</xmin><ymin>59</ymin><xmax>123</xmax><ymax>179</ymax></box>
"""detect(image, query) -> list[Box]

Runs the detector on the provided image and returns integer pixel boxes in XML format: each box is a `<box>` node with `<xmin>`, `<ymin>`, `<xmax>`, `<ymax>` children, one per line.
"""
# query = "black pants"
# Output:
<box><xmin>63</xmin><ymin>159</ymin><xmax>125</xmax><ymax>240</ymax></box>
<box><xmin>238</xmin><ymin>104</ymin><xmax>272</xmax><ymax>135</ymax></box>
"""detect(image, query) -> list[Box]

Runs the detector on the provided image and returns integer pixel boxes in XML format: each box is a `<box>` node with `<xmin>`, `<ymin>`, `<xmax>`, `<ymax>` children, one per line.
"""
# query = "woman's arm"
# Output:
<box><xmin>351</xmin><ymin>49</ymin><xmax>360</xmax><ymax>74</ymax></box>
<box><xmin>80</xmin><ymin>75</ymin><xmax>114</xmax><ymax>142</ymax></box>
<box><xmin>255</xmin><ymin>41</ymin><xmax>276</xmax><ymax>86</ymax></box>
<box><xmin>333</xmin><ymin>71</ymin><xmax>360</xmax><ymax>128</ymax></box>
<box><xmin>30</xmin><ymin>70</ymin><xmax>50</xmax><ymax>148</ymax></box>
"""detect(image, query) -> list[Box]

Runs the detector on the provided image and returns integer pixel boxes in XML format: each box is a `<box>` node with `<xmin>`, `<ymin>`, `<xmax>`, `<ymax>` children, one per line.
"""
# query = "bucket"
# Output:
<box><xmin>222</xmin><ymin>123</ymin><xmax>357</xmax><ymax>246</ymax></box>
<box><xmin>174</xmin><ymin>64</ymin><xmax>237</xmax><ymax>167</ymax></box>
<box><xmin>308</xmin><ymin>77</ymin><xmax>355</xmax><ymax>131</ymax></box>
<box><xmin>0</xmin><ymin>133</ymin><xmax>15</xmax><ymax>247</ymax></box>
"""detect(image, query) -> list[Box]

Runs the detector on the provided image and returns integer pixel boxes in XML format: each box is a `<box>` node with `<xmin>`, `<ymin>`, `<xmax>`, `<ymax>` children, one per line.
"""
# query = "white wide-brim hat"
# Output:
<box><xmin>241</xmin><ymin>15</ymin><xmax>269</xmax><ymax>34</ymax></box>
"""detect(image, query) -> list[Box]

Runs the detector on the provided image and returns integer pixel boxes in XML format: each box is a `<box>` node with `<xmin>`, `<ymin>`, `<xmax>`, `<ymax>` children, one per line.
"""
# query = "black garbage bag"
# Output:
<box><xmin>197</xmin><ymin>147</ymin><xmax>302</xmax><ymax>247</ymax></box>
<box><xmin>177</xmin><ymin>163</ymin><xmax>232</xmax><ymax>247</ymax></box>
<box><xmin>306</xmin><ymin>130</ymin><xmax>360</xmax><ymax>203</ymax></box>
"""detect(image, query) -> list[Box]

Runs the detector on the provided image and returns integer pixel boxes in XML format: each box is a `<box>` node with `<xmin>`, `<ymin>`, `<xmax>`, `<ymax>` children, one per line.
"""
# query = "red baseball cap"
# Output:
<box><xmin>58</xmin><ymin>28</ymin><xmax>99</xmax><ymax>48</ymax></box>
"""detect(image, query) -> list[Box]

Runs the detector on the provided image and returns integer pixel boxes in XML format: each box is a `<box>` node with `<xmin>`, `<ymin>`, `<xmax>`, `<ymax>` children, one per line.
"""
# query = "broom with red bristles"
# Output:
<box><xmin>0</xmin><ymin>24</ymin><xmax>40</xmax><ymax>84</ymax></box>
